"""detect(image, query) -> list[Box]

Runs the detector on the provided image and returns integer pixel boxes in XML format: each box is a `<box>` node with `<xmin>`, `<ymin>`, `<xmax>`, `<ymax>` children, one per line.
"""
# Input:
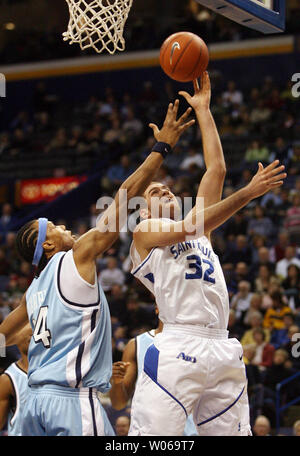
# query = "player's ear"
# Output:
<box><xmin>42</xmin><ymin>239</ymin><xmax>56</xmax><ymax>256</ymax></box>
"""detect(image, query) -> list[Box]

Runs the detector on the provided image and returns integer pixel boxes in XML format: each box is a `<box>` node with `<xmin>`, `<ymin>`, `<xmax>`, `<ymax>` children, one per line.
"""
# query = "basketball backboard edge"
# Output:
<box><xmin>195</xmin><ymin>0</ymin><xmax>285</xmax><ymax>34</ymax></box>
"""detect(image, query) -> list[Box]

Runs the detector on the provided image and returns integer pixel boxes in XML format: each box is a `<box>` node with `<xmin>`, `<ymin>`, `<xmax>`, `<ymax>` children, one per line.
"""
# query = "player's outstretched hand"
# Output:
<box><xmin>111</xmin><ymin>361</ymin><xmax>130</xmax><ymax>385</ymax></box>
<box><xmin>178</xmin><ymin>71</ymin><xmax>211</xmax><ymax>111</ymax></box>
<box><xmin>246</xmin><ymin>160</ymin><xmax>287</xmax><ymax>200</ymax></box>
<box><xmin>149</xmin><ymin>99</ymin><xmax>195</xmax><ymax>148</ymax></box>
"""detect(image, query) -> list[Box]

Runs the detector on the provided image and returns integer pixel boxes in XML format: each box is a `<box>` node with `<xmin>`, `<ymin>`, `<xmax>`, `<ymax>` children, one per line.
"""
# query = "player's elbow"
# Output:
<box><xmin>214</xmin><ymin>163</ymin><xmax>226</xmax><ymax>178</ymax></box>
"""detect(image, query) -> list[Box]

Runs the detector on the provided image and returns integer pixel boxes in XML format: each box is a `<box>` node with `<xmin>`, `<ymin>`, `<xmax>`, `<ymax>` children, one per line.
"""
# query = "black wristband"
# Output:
<box><xmin>152</xmin><ymin>142</ymin><xmax>172</xmax><ymax>158</ymax></box>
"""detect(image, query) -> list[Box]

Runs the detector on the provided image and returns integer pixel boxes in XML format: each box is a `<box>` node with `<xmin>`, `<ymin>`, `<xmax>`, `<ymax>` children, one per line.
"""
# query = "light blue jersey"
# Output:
<box><xmin>136</xmin><ymin>330</ymin><xmax>198</xmax><ymax>436</ymax></box>
<box><xmin>26</xmin><ymin>252</ymin><xmax>112</xmax><ymax>392</ymax></box>
<box><xmin>4</xmin><ymin>362</ymin><xmax>28</xmax><ymax>436</ymax></box>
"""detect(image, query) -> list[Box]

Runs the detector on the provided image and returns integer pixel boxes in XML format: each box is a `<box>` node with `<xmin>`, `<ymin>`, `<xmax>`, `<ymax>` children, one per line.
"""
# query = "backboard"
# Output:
<box><xmin>195</xmin><ymin>0</ymin><xmax>285</xmax><ymax>33</ymax></box>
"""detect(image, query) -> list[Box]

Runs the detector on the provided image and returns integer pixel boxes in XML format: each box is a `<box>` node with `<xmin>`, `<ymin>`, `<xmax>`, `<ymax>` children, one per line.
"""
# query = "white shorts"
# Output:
<box><xmin>129</xmin><ymin>325</ymin><xmax>252</xmax><ymax>436</ymax></box>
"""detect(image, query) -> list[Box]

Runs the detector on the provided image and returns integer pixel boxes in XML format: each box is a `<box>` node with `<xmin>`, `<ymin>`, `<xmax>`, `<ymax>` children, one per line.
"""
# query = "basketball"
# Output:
<box><xmin>159</xmin><ymin>31</ymin><xmax>209</xmax><ymax>82</ymax></box>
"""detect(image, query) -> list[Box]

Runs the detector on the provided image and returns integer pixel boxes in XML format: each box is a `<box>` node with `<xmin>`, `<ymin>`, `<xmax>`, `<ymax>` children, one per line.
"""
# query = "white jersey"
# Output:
<box><xmin>130</xmin><ymin>234</ymin><xmax>229</xmax><ymax>329</ymax></box>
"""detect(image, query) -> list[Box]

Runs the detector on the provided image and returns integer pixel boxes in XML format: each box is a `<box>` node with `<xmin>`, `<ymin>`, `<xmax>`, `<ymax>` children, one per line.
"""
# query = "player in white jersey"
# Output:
<box><xmin>0</xmin><ymin>325</ymin><xmax>31</xmax><ymax>436</ymax></box>
<box><xmin>128</xmin><ymin>72</ymin><xmax>287</xmax><ymax>436</ymax></box>
<box><xmin>109</xmin><ymin>314</ymin><xmax>198</xmax><ymax>435</ymax></box>
<box><xmin>0</xmin><ymin>102</ymin><xmax>195</xmax><ymax>436</ymax></box>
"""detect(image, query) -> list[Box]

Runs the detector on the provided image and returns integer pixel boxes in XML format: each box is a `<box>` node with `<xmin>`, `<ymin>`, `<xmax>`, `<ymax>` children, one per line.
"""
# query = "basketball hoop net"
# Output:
<box><xmin>63</xmin><ymin>0</ymin><xmax>133</xmax><ymax>55</ymax></box>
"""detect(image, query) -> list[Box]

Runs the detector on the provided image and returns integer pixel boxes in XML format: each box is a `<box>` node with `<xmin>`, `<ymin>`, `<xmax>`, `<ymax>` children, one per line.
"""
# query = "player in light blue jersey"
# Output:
<box><xmin>109</xmin><ymin>311</ymin><xmax>198</xmax><ymax>436</ymax></box>
<box><xmin>0</xmin><ymin>325</ymin><xmax>31</xmax><ymax>436</ymax></box>
<box><xmin>0</xmin><ymin>101</ymin><xmax>195</xmax><ymax>436</ymax></box>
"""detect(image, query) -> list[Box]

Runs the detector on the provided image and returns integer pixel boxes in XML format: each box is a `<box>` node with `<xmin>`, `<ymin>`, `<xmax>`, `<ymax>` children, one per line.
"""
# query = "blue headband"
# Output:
<box><xmin>32</xmin><ymin>218</ymin><xmax>48</xmax><ymax>266</ymax></box>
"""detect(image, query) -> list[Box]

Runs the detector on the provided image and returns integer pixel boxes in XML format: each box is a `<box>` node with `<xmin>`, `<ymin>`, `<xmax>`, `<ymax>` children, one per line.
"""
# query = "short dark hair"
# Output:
<box><xmin>15</xmin><ymin>220</ymin><xmax>48</xmax><ymax>277</ymax></box>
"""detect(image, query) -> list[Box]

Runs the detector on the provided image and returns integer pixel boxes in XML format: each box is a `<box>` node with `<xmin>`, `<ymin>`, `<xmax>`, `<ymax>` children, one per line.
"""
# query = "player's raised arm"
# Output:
<box><xmin>109</xmin><ymin>339</ymin><xmax>137</xmax><ymax>410</ymax></box>
<box><xmin>73</xmin><ymin>100</ymin><xmax>194</xmax><ymax>283</ymax></box>
<box><xmin>179</xmin><ymin>72</ymin><xmax>226</xmax><ymax>209</ymax></box>
<box><xmin>134</xmin><ymin>160</ymin><xmax>286</xmax><ymax>250</ymax></box>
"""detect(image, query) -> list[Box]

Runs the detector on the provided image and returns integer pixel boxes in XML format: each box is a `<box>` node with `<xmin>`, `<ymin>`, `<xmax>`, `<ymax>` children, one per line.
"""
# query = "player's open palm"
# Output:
<box><xmin>247</xmin><ymin>160</ymin><xmax>287</xmax><ymax>199</ymax></box>
<box><xmin>178</xmin><ymin>71</ymin><xmax>211</xmax><ymax>111</ymax></box>
<box><xmin>149</xmin><ymin>99</ymin><xmax>195</xmax><ymax>148</ymax></box>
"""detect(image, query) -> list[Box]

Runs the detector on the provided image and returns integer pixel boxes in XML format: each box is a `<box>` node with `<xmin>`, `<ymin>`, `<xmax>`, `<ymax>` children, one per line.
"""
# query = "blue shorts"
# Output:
<box><xmin>22</xmin><ymin>385</ymin><xmax>115</xmax><ymax>436</ymax></box>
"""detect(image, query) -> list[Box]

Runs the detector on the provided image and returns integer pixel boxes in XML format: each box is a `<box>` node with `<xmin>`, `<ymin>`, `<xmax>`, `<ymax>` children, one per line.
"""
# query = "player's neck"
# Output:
<box><xmin>155</xmin><ymin>321</ymin><xmax>164</xmax><ymax>335</ymax></box>
<box><xmin>17</xmin><ymin>355</ymin><xmax>28</xmax><ymax>373</ymax></box>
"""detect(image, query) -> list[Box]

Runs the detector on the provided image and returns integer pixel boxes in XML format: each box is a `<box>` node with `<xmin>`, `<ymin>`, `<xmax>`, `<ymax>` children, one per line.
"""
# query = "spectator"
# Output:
<box><xmin>103</xmin><ymin>117</ymin><xmax>123</xmax><ymax>144</ymax></box>
<box><xmin>223</xmin><ymin>211</ymin><xmax>248</xmax><ymax>239</ymax></box>
<box><xmin>243</xmin><ymin>294</ymin><xmax>264</xmax><ymax>328</ymax></box>
<box><xmin>122</xmin><ymin>107</ymin><xmax>143</xmax><ymax>141</ymax></box>
<box><xmin>241</xmin><ymin>311</ymin><xmax>270</xmax><ymax>346</ymax></box>
<box><xmin>108</xmin><ymin>284</ymin><xmax>127</xmax><ymax>323</ymax></box>
<box><xmin>251</xmin><ymin>234</ymin><xmax>266</xmax><ymax>265</ymax></box>
<box><xmin>249</xmin><ymin>99</ymin><xmax>271</xmax><ymax>125</ymax></box>
<box><xmin>179</xmin><ymin>146</ymin><xmax>204</xmax><ymax>171</ymax></box>
<box><xmin>231</xmin><ymin>280</ymin><xmax>253</xmax><ymax>323</ymax></box>
<box><xmin>253</xmin><ymin>415</ymin><xmax>272</xmax><ymax>436</ymax></box>
<box><xmin>254</xmin><ymin>264</ymin><xmax>279</xmax><ymax>294</ymax></box>
<box><xmin>269</xmin><ymin>231</ymin><xmax>290</xmax><ymax>263</ymax></box>
<box><xmin>277</xmin><ymin>188</ymin><xmax>292</xmax><ymax>219</ymax></box>
<box><xmin>247</xmin><ymin>205</ymin><xmax>274</xmax><ymax>239</ymax></box>
<box><xmin>222</xmin><ymin>80</ymin><xmax>243</xmax><ymax>107</ymax></box>
<box><xmin>115</xmin><ymin>415</ymin><xmax>130</xmax><ymax>436</ymax></box>
<box><xmin>251</xmin><ymin>246</ymin><xmax>274</xmax><ymax>277</ymax></box>
<box><xmin>99</xmin><ymin>257</ymin><xmax>125</xmax><ymax>292</ymax></box>
<box><xmin>281</xmin><ymin>264</ymin><xmax>300</xmax><ymax>310</ymax></box>
<box><xmin>275</xmin><ymin>246</ymin><xmax>300</xmax><ymax>280</ymax></box>
<box><xmin>245</xmin><ymin>140</ymin><xmax>269</xmax><ymax>165</ymax></box>
<box><xmin>104</xmin><ymin>156</ymin><xmax>134</xmax><ymax>191</ymax></box>
<box><xmin>234</xmin><ymin>262</ymin><xmax>252</xmax><ymax>285</ymax></box>
<box><xmin>263</xmin><ymin>349</ymin><xmax>299</xmax><ymax>403</ymax></box>
<box><xmin>222</xmin><ymin>235</ymin><xmax>252</xmax><ymax>265</ymax></box>
<box><xmin>263</xmin><ymin>291</ymin><xmax>292</xmax><ymax>330</ymax></box>
<box><xmin>286</xmin><ymin>142</ymin><xmax>300</xmax><ymax>175</ymax></box>
<box><xmin>0</xmin><ymin>204</ymin><xmax>13</xmax><ymax>237</ymax></box>
<box><xmin>284</xmin><ymin>192</ymin><xmax>300</xmax><ymax>245</ymax></box>
<box><xmin>251</xmin><ymin>327</ymin><xmax>275</xmax><ymax>370</ymax></box>
<box><xmin>270</xmin><ymin>313</ymin><xmax>296</xmax><ymax>349</ymax></box>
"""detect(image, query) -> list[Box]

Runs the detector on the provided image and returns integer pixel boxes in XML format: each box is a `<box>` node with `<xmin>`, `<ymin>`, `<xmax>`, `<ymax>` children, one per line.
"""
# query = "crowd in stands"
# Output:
<box><xmin>0</xmin><ymin>72</ymin><xmax>300</xmax><ymax>435</ymax></box>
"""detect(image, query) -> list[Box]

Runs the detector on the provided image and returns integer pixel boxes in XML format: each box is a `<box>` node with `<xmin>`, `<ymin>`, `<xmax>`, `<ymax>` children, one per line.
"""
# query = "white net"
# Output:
<box><xmin>63</xmin><ymin>0</ymin><xmax>134</xmax><ymax>55</ymax></box>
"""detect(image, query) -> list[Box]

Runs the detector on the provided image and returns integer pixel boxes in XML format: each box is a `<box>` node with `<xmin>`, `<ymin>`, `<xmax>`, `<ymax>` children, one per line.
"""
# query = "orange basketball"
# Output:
<box><xmin>159</xmin><ymin>32</ymin><xmax>209</xmax><ymax>83</ymax></box>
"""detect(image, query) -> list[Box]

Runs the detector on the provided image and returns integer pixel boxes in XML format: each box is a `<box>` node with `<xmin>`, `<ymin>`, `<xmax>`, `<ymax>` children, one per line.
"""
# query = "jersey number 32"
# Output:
<box><xmin>185</xmin><ymin>254</ymin><xmax>215</xmax><ymax>283</ymax></box>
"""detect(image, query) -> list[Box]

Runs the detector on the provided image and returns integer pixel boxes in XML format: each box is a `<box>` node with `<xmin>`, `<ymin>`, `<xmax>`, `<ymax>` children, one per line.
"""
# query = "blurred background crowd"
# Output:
<box><xmin>0</xmin><ymin>70</ymin><xmax>299</xmax><ymax>435</ymax></box>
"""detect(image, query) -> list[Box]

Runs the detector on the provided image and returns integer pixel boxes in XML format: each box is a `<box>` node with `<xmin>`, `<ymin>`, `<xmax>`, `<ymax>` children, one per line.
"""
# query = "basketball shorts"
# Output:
<box><xmin>22</xmin><ymin>384</ymin><xmax>115</xmax><ymax>436</ymax></box>
<box><xmin>129</xmin><ymin>324</ymin><xmax>252</xmax><ymax>436</ymax></box>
